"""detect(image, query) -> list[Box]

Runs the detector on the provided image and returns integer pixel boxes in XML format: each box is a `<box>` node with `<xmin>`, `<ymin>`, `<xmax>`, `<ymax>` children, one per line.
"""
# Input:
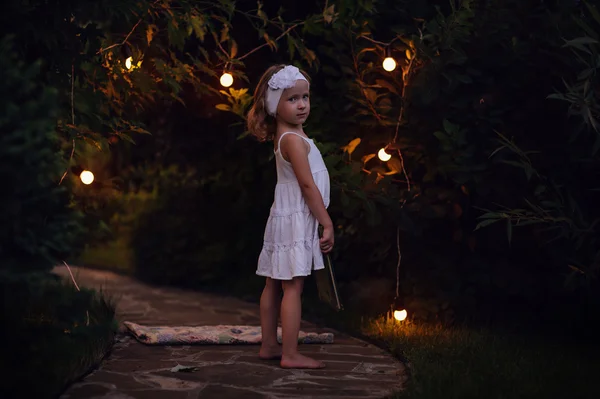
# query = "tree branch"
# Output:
<box><xmin>350</xmin><ymin>37</ymin><xmax>383</xmax><ymax>121</ymax></box>
<box><xmin>358</xmin><ymin>34</ymin><xmax>400</xmax><ymax>47</ymax></box>
<box><xmin>236</xmin><ymin>22</ymin><xmax>304</xmax><ymax>61</ymax></box>
<box><xmin>98</xmin><ymin>18</ymin><xmax>143</xmax><ymax>54</ymax></box>
<box><xmin>59</xmin><ymin>64</ymin><xmax>76</xmax><ymax>185</ymax></box>
<box><xmin>392</xmin><ymin>55</ymin><xmax>415</xmax><ymax>143</ymax></box>
<box><xmin>96</xmin><ymin>0</ymin><xmax>162</xmax><ymax>54</ymax></box>
<box><xmin>211</xmin><ymin>30</ymin><xmax>230</xmax><ymax>60</ymax></box>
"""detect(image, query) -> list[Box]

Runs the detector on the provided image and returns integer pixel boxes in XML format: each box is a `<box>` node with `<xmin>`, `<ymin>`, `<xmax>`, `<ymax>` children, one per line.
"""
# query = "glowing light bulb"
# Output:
<box><xmin>80</xmin><ymin>170</ymin><xmax>94</xmax><ymax>185</ymax></box>
<box><xmin>378</xmin><ymin>148</ymin><xmax>391</xmax><ymax>162</ymax></box>
<box><xmin>382</xmin><ymin>57</ymin><xmax>397</xmax><ymax>72</ymax></box>
<box><xmin>220</xmin><ymin>72</ymin><xmax>233</xmax><ymax>87</ymax></box>
<box><xmin>125</xmin><ymin>56</ymin><xmax>133</xmax><ymax>70</ymax></box>
<box><xmin>394</xmin><ymin>309</ymin><xmax>408</xmax><ymax>321</ymax></box>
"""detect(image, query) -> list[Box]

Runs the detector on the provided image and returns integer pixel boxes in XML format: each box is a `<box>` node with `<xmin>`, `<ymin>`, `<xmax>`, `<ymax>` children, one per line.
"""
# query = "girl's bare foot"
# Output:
<box><xmin>280</xmin><ymin>353</ymin><xmax>325</xmax><ymax>369</ymax></box>
<box><xmin>259</xmin><ymin>344</ymin><xmax>282</xmax><ymax>360</ymax></box>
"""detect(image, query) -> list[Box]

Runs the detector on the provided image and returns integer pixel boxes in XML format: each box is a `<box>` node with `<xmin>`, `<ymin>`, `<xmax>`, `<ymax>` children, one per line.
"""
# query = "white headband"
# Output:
<box><xmin>264</xmin><ymin>65</ymin><xmax>308</xmax><ymax>116</ymax></box>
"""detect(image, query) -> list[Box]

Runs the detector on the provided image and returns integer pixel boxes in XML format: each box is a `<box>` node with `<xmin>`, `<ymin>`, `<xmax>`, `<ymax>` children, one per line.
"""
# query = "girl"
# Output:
<box><xmin>247</xmin><ymin>64</ymin><xmax>334</xmax><ymax>369</ymax></box>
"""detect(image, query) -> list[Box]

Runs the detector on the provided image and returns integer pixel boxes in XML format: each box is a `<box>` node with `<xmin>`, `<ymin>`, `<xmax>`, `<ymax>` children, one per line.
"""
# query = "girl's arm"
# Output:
<box><xmin>282</xmin><ymin>135</ymin><xmax>333</xmax><ymax>230</ymax></box>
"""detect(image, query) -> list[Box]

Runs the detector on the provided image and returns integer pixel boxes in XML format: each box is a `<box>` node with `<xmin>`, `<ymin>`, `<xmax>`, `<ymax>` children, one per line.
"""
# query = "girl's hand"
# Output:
<box><xmin>320</xmin><ymin>225</ymin><xmax>334</xmax><ymax>254</ymax></box>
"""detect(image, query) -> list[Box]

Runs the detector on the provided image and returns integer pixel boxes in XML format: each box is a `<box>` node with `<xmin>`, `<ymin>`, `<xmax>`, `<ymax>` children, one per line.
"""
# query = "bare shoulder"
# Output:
<box><xmin>280</xmin><ymin>134</ymin><xmax>310</xmax><ymax>161</ymax></box>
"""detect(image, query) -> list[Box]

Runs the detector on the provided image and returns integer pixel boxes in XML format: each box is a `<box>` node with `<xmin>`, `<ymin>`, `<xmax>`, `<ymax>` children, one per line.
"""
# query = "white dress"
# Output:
<box><xmin>256</xmin><ymin>131</ymin><xmax>331</xmax><ymax>280</ymax></box>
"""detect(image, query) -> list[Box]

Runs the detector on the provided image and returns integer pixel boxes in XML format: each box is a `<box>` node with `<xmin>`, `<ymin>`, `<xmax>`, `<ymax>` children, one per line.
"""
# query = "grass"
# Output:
<box><xmin>0</xmin><ymin>271</ymin><xmax>118</xmax><ymax>399</ymax></box>
<box><xmin>299</xmin><ymin>287</ymin><xmax>600</xmax><ymax>399</ymax></box>
<box><xmin>77</xmin><ymin>237</ymin><xmax>134</xmax><ymax>274</ymax></box>
<box><xmin>363</xmin><ymin>317</ymin><xmax>600</xmax><ymax>399</ymax></box>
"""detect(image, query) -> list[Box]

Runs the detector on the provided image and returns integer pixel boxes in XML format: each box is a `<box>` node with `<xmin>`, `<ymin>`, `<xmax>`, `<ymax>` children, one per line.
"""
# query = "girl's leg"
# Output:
<box><xmin>280</xmin><ymin>276</ymin><xmax>325</xmax><ymax>369</ymax></box>
<box><xmin>259</xmin><ymin>277</ymin><xmax>282</xmax><ymax>359</ymax></box>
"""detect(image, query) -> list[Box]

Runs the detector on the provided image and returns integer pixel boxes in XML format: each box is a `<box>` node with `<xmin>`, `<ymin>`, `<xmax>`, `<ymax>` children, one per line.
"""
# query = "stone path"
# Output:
<box><xmin>54</xmin><ymin>266</ymin><xmax>406</xmax><ymax>399</ymax></box>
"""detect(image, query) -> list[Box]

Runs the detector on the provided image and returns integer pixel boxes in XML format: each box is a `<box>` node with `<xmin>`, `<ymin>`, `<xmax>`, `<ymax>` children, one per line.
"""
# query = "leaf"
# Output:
<box><xmin>443</xmin><ymin>119</ymin><xmax>459</xmax><ymax>134</ymax></box>
<box><xmin>220</xmin><ymin>25</ymin><xmax>230</xmax><ymax>43</ymax></box>
<box><xmin>455</xmin><ymin>74</ymin><xmax>473</xmax><ymax>84</ymax></box>
<box><xmin>287</xmin><ymin>35</ymin><xmax>298</xmax><ymax>59</ymax></box>
<box><xmin>304</xmin><ymin>48</ymin><xmax>317</xmax><ymax>65</ymax></box>
<box><xmin>585</xmin><ymin>1</ymin><xmax>600</xmax><ymax>25</ymax></box>
<box><xmin>263</xmin><ymin>33</ymin><xmax>277</xmax><ymax>51</ymax></box>
<box><xmin>474</xmin><ymin>218</ymin><xmax>502</xmax><ymax>230</ymax></box>
<box><xmin>116</xmin><ymin>132</ymin><xmax>136</xmax><ymax>144</ymax></box>
<box><xmin>232</xmin><ymin>88</ymin><xmax>248</xmax><ymax>97</ymax></box>
<box><xmin>82</xmin><ymin>136</ymin><xmax>104</xmax><ymax>151</ymax></box>
<box><xmin>488</xmin><ymin>145</ymin><xmax>506</xmax><ymax>159</ymax></box>
<box><xmin>215</xmin><ymin>104</ymin><xmax>231</xmax><ymax>111</ymax></box>
<box><xmin>323</xmin><ymin>5</ymin><xmax>335</xmax><ymax>24</ymax></box>
<box><xmin>146</xmin><ymin>24</ymin><xmax>157</xmax><ymax>45</ymax></box>
<box><xmin>361</xmin><ymin>88</ymin><xmax>378</xmax><ymax>104</ymax></box>
<box><xmin>562</xmin><ymin>36</ymin><xmax>595</xmax><ymax>55</ymax></box>
<box><xmin>568</xmin><ymin>264</ymin><xmax>586</xmax><ymax>275</ymax></box>
<box><xmin>375</xmin><ymin>79</ymin><xmax>398</xmax><ymax>94</ymax></box>
<box><xmin>257</xmin><ymin>9</ymin><xmax>268</xmax><ymax>27</ymax></box>
<box><xmin>478</xmin><ymin>212</ymin><xmax>502</xmax><ymax>219</ymax></box>
<box><xmin>433</xmin><ymin>131</ymin><xmax>448</xmax><ymax>143</ymax></box>
<box><xmin>167</xmin><ymin>18</ymin><xmax>185</xmax><ymax>50</ymax></box>
<box><xmin>170</xmin><ymin>364</ymin><xmax>198</xmax><ymax>373</ymax></box>
<box><xmin>562</xmin><ymin>36</ymin><xmax>598</xmax><ymax>47</ymax></box>
<box><xmin>342</xmin><ymin>138</ymin><xmax>361</xmax><ymax>154</ymax></box>
<box><xmin>190</xmin><ymin>15</ymin><xmax>206</xmax><ymax>41</ymax></box>
<box><xmin>217</xmin><ymin>0</ymin><xmax>235</xmax><ymax>15</ymax></box>
<box><xmin>230</xmin><ymin>40</ymin><xmax>238</xmax><ymax>58</ymax></box>
<box><xmin>387</xmin><ymin>158</ymin><xmax>403</xmax><ymax>174</ymax></box>
<box><xmin>362</xmin><ymin>153</ymin><xmax>376</xmax><ymax>164</ymax></box>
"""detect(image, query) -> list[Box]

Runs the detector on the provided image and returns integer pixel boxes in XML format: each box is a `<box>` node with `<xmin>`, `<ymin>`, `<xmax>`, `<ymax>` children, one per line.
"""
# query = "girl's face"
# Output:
<box><xmin>276</xmin><ymin>79</ymin><xmax>310</xmax><ymax>126</ymax></box>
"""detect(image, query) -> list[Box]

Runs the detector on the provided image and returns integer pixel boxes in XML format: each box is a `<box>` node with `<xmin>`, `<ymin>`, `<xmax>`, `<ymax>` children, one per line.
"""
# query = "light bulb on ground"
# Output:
<box><xmin>378</xmin><ymin>148</ymin><xmax>392</xmax><ymax>162</ymax></box>
<box><xmin>394</xmin><ymin>309</ymin><xmax>407</xmax><ymax>321</ymax></box>
<box><xmin>383</xmin><ymin>57</ymin><xmax>397</xmax><ymax>72</ymax></box>
<box><xmin>125</xmin><ymin>56</ymin><xmax>133</xmax><ymax>70</ymax></box>
<box><xmin>80</xmin><ymin>170</ymin><xmax>94</xmax><ymax>185</ymax></box>
<box><xmin>220</xmin><ymin>72</ymin><xmax>233</xmax><ymax>87</ymax></box>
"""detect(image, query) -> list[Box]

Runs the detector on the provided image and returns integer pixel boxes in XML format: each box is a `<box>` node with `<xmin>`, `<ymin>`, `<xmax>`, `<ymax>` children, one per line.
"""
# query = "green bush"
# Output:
<box><xmin>129</xmin><ymin>164</ymin><xmax>204</xmax><ymax>284</ymax></box>
<box><xmin>0</xmin><ymin>270</ymin><xmax>117</xmax><ymax>398</ymax></box>
<box><xmin>299</xmin><ymin>0</ymin><xmax>600</xmax><ymax>326</ymax></box>
<box><xmin>0</xmin><ymin>36</ymin><xmax>83</xmax><ymax>272</ymax></box>
<box><xmin>128</xmin><ymin>157</ymin><xmax>269</xmax><ymax>294</ymax></box>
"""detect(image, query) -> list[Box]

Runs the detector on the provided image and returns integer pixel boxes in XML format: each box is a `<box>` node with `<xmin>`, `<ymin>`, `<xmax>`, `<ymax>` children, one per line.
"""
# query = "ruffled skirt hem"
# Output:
<box><xmin>255</xmin><ymin>263</ymin><xmax>325</xmax><ymax>281</ymax></box>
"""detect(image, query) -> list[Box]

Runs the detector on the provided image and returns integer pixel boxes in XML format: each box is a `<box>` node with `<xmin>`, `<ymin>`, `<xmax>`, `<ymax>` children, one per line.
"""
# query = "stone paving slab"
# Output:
<box><xmin>54</xmin><ymin>266</ymin><xmax>406</xmax><ymax>399</ymax></box>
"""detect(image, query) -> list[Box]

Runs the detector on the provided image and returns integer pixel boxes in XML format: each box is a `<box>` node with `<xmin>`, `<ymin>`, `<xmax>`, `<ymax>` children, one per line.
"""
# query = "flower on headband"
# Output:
<box><xmin>264</xmin><ymin>65</ymin><xmax>309</xmax><ymax>116</ymax></box>
<box><xmin>268</xmin><ymin>65</ymin><xmax>306</xmax><ymax>90</ymax></box>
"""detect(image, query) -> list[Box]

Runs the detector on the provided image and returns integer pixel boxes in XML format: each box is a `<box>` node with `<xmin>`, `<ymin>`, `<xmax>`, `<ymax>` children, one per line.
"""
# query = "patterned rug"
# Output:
<box><xmin>123</xmin><ymin>322</ymin><xmax>335</xmax><ymax>345</ymax></box>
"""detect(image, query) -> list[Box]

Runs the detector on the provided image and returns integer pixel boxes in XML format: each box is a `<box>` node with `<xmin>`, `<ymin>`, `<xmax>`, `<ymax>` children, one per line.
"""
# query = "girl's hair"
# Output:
<box><xmin>246</xmin><ymin>64</ymin><xmax>310</xmax><ymax>142</ymax></box>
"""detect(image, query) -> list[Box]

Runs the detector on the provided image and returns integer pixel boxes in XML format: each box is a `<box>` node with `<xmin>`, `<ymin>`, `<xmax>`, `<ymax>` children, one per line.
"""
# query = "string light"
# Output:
<box><xmin>80</xmin><ymin>170</ymin><xmax>94</xmax><ymax>185</ymax></box>
<box><xmin>383</xmin><ymin>57</ymin><xmax>397</xmax><ymax>72</ymax></box>
<box><xmin>355</xmin><ymin>36</ymin><xmax>416</xmax><ymax>326</ymax></box>
<box><xmin>382</xmin><ymin>47</ymin><xmax>397</xmax><ymax>72</ymax></box>
<box><xmin>122</xmin><ymin>44</ymin><xmax>134</xmax><ymax>71</ymax></box>
<box><xmin>120</xmin><ymin>45</ymin><xmax>142</xmax><ymax>71</ymax></box>
<box><xmin>391</xmin><ymin>286</ymin><xmax>408</xmax><ymax>323</ymax></box>
<box><xmin>394</xmin><ymin>309</ymin><xmax>408</xmax><ymax>321</ymax></box>
<box><xmin>378</xmin><ymin>147</ymin><xmax>392</xmax><ymax>161</ymax></box>
<box><xmin>220</xmin><ymin>72</ymin><xmax>233</xmax><ymax>87</ymax></box>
